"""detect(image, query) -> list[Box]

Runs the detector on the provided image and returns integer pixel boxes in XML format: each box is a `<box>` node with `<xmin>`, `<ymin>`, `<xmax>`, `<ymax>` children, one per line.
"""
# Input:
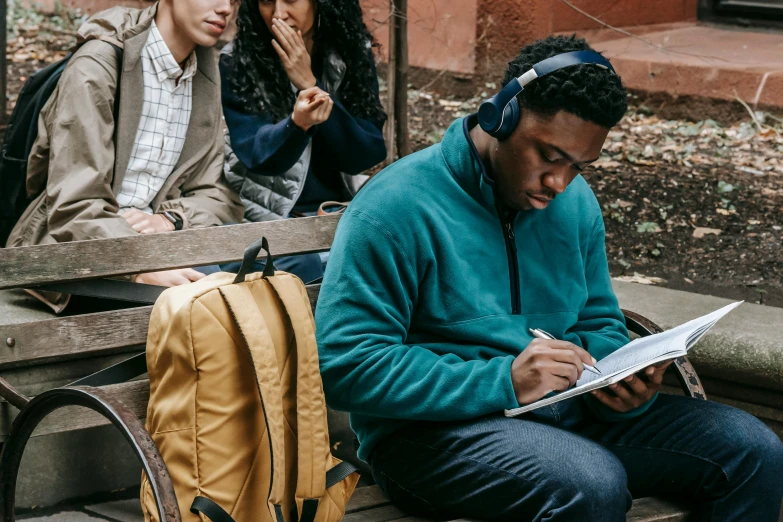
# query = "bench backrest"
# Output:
<box><xmin>0</xmin><ymin>216</ymin><xmax>342</xmax><ymax>442</ymax></box>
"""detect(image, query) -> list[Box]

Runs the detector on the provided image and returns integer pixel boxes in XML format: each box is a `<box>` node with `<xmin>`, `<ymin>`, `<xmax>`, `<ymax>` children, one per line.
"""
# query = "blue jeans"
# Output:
<box><xmin>369</xmin><ymin>394</ymin><xmax>783</xmax><ymax>521</ymax></box>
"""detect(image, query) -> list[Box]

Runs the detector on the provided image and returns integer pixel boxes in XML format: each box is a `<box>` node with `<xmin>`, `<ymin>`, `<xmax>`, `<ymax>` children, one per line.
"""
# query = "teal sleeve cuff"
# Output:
<box><xmin>583</xmin><ymin>391</ymin><xmax>659</xmax><ymax>422</ymax></box>
<box><xmin>499</xmin><ymin>355</ymin><xmax>521</xmax><ymax>410</ymax></box>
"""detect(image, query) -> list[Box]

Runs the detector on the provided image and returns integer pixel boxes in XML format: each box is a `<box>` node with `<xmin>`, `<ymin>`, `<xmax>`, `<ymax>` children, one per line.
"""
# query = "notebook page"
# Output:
<box><xmin>504</xmin><ymin>301</ymin><xmax>743</xmax><ymax>417</ymax></box>
<box><xmin>595</xmin><ymin>300</ymin><xmax>743</xmax><ymax>378</ymax></box>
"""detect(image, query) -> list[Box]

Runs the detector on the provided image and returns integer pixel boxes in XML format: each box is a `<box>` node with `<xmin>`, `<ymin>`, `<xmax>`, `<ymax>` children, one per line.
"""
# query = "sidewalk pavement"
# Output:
<box><xmin>18</xmin><ymin>499</ymin><xmax>142</xmax><ymax>522</ymax></box>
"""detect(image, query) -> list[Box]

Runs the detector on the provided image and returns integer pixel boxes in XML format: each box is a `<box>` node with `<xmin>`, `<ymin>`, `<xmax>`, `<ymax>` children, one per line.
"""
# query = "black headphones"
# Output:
<box><xmin>477</xmin><ymin>51</ymin><xmax>615</xmax><ymax>141</ymax></box>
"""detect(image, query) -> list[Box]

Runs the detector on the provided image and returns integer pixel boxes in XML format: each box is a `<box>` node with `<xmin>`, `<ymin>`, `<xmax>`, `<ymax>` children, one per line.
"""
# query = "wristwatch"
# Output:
<box><xmin>160</xmin><ymin>211</ymin><xmax>183</xmax><ymax>231</ymax></box>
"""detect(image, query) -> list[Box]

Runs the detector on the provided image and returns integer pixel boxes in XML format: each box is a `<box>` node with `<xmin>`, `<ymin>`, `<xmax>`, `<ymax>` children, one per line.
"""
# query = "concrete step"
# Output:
<box><xmin>578</xmin><ymin>23</ymin><xmax>783</xmax><ymax>108</ymax></box>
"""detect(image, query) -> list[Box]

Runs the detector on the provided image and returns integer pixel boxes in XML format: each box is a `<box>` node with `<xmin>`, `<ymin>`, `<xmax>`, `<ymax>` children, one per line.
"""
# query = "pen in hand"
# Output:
<box><xmin>528</xmin><ymin>328</ymin><xmax>602</xmax><ymax>376</ymax></box>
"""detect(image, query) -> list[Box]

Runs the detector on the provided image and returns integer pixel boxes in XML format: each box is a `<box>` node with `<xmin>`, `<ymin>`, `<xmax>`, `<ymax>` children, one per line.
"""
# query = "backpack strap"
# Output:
<box><xmin>190</xmin><ymin>496</ymin><xmax>235</xmax><ymax>522</ymax></box>
<box><xmin>265</xmin><ymin>274</ymin><xmax>330</xmax><ymax>522</ymax></box>
<box><xmin>219</xmin><ymin>284</ymin><xmax>288</xmax><ymax>522</ymax></box>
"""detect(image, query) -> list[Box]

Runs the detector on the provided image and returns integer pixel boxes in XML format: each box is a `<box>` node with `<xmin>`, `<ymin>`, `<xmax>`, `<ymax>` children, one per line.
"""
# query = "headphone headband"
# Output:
<box><xmin>478</xmin><ymin>51</ymin><xmax>615</xmax><ymax>139</ymax></box>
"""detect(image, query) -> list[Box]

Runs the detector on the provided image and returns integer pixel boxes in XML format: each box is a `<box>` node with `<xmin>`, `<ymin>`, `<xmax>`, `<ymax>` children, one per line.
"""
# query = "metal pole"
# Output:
<box><xmin>393</xmin><ymin>0</ymin><xmax>409</xmax><ymax>158</ymax></box>
<box><xmin>1</xmin><ymin>0</ymin><xmax>7</xmax><ymax>123</ymax></box>
<box><xmin>384</xmin><ymin>0</ymin><xmax>396</xmax><ymax>165</ymax></box>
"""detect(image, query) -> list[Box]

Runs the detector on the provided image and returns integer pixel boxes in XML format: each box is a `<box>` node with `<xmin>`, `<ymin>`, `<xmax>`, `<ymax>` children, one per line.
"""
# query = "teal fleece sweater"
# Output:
<box><xmin>315</xmin><ymin>116</ymin><xmax>655</xmax><ymax>463</ymax></box>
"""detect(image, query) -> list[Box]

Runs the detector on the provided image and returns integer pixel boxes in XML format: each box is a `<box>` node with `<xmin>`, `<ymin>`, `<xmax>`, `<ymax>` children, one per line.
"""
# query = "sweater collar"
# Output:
<box><xmin>441</xmin><ymin>113</ymin><xmax>498</xmax><ymax>210</ymax></box>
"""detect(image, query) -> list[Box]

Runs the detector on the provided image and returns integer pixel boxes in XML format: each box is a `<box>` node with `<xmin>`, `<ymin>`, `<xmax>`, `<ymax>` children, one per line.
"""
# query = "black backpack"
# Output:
<box><xmin>0</xmin><ymin>42</ymin><xmax>122</xmax><ymax>247</ymax></box>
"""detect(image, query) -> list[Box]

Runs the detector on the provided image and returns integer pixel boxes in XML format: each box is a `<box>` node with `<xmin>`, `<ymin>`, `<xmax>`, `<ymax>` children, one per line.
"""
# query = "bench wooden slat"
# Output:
<box><xmin>343</xmin><ymin>503</ymin><xmax>409</xmax><ymax>522</ymax></box>
<box><xmin>0</xmin><ymin>215</ymin><xmax>340</xmax><ymax>289</ymax></box>
<box><xmin>344</xmin><ymin>486</ymin><xmax>689</xmax><ymax>522</ymax></box>
<box><xmin>345</xmin><ymin>484</ymin><xmax>393</xmax><ymax>513</ymax></box>
<box><xmin>0</xmin><ymin>285</ymin><xmax>322</xmax><ymax>370</ymax></box>
<box><xmin>0</xmin><ymin>308</ymin><xmax>151</xmax><ymax>370</ymax></box>
<box><xmin>0</xmin><ymin>380</ymin><xmax>149</xmax><ymax>442</ymax></box>
<box><xmin>624</xmin><ymin>497</ymin><xmax>691</xmax><ymax>522</ymax></box>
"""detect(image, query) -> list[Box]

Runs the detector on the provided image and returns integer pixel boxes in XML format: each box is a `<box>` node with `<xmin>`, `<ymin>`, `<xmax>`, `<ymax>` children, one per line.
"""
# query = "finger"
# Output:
<box><xmin>298</xmin><ymin>29</ymin><xmax>310</xmax><ymax>51</ymax></box>
<box><xmin>546</xmin><ymin>340</ymin><xmax>598</xmax><ymax>366</ymax></box>
<box><xmin>622</xmin><ymin>373</ymin><xmax>649</xmax><ymax>395</ymax></box>
<box><xmin>141</xmin><ymin>228</ymin><xmax>157</xmax><ymax>235</ymax></box>
<box><xmin>314</xmin><ymin>98</ymin><xmax>330</xmax><ymax>121</ymax></box>
<box><xmin>547</xmin><ymin>361</ymin><xmax>579</xmax><ymax>387</ymax></box>
<box><xmin>131</xmin><ymin>222</ymin><xmax>147</xmax><ymax>233</ymax></box>
<box><xmin>322</xmin><ymin>98</ymin><xmax>334</xmax><ymax>120</ymax></box>
<box><xmin>321</xmin><ymin>99</ymin><xmax>333</xmax><ymax>120</ymax></box>
<box><xmin>305</xmin><ymin>90</ymin><xmax>328</xmax><ymax>104</ymax></box>
<box><xmin>539</xmin><ymin>347</ymin><xmax>585</xmax><ymax>379</ymax></box>
<box><xmin>298</xmin><ymin>86</ymin><xmax>322</xmax><ymax>99</ymax></box>
<box><xmin>591</xmin><ymin>389</ymin><xmax>628</xmax><ymax>412</ymax></box>
<box><xmin>549</xmin><ymin>375</ymin><xmax>573</xmax><ymax>392</ymax></box>
<box><xmin>125</xmin><ymin>213</ymin><xmax>146</xmax><ymax>226</ymax></box>
<box><xmin>279</xmin><ymin>20</ymin><xmax>301</xmax><ymax>47</ymax></box>
<box><xmin>271</xmin><ymin>20</ymin><xmax>297</xmax><ymax>54</ymax></box>
<box><xmin>608</xmin><ymin>381</ymin><xmax>633</xmax><ymax>401</ymax></box>
<box><xmin>304</xmin><ymin>96</ymin><xmax>327</xmax><ymax>113</ymax></box>
<box><xmin>646</xmin><ymin>366</ymin><xmax>667</xmax><ymax>386</ymax></box>
<box><xmin>271</xmin><ymin>39</ymin><xmax>290</xmax><ymax>65</ymax></box>
<box><xmin>182</xmin><ymin>269</ymin><xmax>206</xmax><ymax>282</ymax></box>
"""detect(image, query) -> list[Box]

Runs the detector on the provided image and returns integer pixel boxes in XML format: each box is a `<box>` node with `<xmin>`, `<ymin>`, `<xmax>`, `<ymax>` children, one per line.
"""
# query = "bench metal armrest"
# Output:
<box><xmin>622</xmin><ymin>309</ymin><xmax>707</xmax><ymax>400</ymax></box>
<box><xmin>0</xmin><ymin>386</ymin><xmax>181</xmax><ymax>521</ymax></box>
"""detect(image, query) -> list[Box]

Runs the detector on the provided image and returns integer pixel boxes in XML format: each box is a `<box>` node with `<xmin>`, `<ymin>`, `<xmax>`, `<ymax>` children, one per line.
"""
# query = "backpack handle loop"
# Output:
<box><xmin>233</xmin><ymin>237</ymin><xmax>276</xmax><ymax>284</ymax></box>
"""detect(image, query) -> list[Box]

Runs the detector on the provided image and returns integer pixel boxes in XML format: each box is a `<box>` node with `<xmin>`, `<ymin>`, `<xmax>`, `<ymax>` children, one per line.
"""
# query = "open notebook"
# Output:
<box><xmin>504</xmin><ymin>301</ymin><xmax>743</xmax><ymax>417</ymax></box>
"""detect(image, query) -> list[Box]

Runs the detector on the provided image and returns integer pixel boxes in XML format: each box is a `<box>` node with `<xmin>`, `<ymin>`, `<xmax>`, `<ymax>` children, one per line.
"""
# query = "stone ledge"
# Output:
<box><xmin>613</xmin><ymin>280</ymin><xmax>783</xmax><ymax>392</ymax></box>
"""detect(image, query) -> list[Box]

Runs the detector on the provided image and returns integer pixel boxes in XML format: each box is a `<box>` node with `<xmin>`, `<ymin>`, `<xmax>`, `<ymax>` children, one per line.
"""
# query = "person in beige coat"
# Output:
<box><xmin>6</xmin><ymin>0</ymin><xmax>244</xmax><ymax>311</ymax></box>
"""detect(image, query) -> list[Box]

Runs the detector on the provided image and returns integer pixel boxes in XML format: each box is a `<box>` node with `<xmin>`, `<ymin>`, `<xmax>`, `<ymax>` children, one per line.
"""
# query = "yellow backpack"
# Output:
<box><xmin>140</xmin><ymin>239</ymin><xmax>359</xmax><ymax>522</ymax></box>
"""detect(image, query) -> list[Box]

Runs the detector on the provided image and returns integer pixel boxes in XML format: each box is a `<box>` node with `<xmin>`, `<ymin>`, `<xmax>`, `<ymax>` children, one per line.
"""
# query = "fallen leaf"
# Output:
<box><xmin>693</xmin><ymin>227</ymin><xmax>722</xmax><ymax>238</ymax></box>
<box><xmin>717</xmin><ymin>180</ymin><xmax>735</xmax><ymax>193</ymax></box>
<box><xmin>637</xmin><ymin>222</ymin><xmax>661</xmax><ymax>233</ymax></box>
<box><xmin>748</xmin><ymin>220</ymin><xmax>761</xmax><ymax>225</ymax></box>
<box><xmin>684</xmin><ymin>278</ymin><xmax>694</xmax><ymax>284</ymax></box>
<box><xmin>594</xmin><ymin>159</ymin><xmax>621</xmax><ymax>168</ymax></box>
<box><xmin>613</xmin><ymin>272</ymin><xmax>667</xmax><ymax>285</ymax></box>
<box><xmin>716</xmin><ymin>208</ymin><xmax>731</xmax><ymax>215</ymax></box>
<box><xmin>736</xmin><ymin>166</ymin><xmax>765</xmax><ymax>176</ymax></box>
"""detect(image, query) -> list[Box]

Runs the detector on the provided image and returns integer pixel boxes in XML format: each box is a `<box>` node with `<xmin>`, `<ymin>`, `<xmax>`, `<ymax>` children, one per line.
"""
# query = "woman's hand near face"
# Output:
<box><xmin>291</xmin><ymin>87</ymin><xmax>334</xmax><ymax>131</ymax></box>
<box><xmin>271</xmin><ymin>18</ymin><xmax>317</xmax><ymax>90</ymax></box>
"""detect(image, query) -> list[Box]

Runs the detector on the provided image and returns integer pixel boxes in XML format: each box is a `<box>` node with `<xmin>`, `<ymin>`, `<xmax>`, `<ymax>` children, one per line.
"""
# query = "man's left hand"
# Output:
<box><xmin>590</xmin><ymin>361</ymin><xmax>672</xmax><ymax>412</ymax></box>
<box><xmin>122</xmin><ymin>208</ymin><xmax>175</xmax><ymax>234</ymax></box>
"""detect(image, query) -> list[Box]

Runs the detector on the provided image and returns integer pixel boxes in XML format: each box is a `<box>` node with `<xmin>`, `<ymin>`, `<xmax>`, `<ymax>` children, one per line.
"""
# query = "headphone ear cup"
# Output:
<box><xmin>495</xmin><ymin>97</ymin><xmax>520</xmax><ymax>141</ymax></box>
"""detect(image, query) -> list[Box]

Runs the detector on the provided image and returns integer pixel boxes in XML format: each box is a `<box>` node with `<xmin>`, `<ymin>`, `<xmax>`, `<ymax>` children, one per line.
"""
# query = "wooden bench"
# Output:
<box><xmin>0</xmin><ymin>215</ymin><xmax>699</xmax><ymax>521</ymax></box>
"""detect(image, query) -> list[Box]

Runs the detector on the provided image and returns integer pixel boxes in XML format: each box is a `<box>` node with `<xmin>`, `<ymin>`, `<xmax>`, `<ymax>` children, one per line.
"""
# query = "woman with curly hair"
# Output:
<box><xmin>219</xmin><ymin>0</ymin><xmax>387</xmax><ymax>281</ymax></box>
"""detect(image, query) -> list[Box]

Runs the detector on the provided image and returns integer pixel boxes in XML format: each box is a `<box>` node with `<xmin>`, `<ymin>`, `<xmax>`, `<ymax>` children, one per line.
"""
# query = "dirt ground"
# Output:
<box><xmin>4</xmin><ymin>7</ymin><xmax>782</xmax><ymax>308</ymax></box>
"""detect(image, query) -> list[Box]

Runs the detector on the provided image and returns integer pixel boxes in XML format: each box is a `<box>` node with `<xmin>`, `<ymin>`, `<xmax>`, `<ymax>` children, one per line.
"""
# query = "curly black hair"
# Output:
<box><xmin>227</xmin><ymin>0</ymin><xmax>387</xmax><ymax>125</ymax></box>
<box><xmin>503</xmin><ymin>35</ymin><xmax>627</xmax><ymax>128</ymax></box>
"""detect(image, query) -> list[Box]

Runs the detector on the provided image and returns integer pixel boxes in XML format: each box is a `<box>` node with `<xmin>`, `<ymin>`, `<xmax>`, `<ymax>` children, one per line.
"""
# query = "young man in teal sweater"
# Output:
<box><xmin>315</xmin><ymin>36</ymin><xmax>783</xmax><ymax>520</ymax></box>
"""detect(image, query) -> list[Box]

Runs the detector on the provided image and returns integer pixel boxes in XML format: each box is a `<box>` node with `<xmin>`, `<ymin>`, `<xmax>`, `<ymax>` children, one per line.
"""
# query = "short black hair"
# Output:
<box><xmin>503</xmin><ymin>35</ymin><xmax>627</xmax><ymax>128</ymax></box>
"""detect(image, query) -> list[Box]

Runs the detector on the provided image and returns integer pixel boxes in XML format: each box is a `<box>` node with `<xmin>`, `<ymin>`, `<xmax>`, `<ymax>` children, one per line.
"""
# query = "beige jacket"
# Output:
<box><xmin>7</xmin><ymin>3</ymin><xmax>243</xmax><ymax>249</ymax></box>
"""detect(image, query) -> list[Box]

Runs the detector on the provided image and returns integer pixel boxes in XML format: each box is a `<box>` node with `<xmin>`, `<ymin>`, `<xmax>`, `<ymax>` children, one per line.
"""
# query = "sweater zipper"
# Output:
<box><xmin>501</xmin><ymin>211</ymin><xmax>521</xmax><ymax>315</ymax></box>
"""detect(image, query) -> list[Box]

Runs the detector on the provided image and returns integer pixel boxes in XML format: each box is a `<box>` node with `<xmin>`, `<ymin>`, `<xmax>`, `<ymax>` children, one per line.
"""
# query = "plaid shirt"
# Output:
<box><xmin>116</xmin><ymin>22</ymin><xmax>197</xmax><ymax>213</ymax></box>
